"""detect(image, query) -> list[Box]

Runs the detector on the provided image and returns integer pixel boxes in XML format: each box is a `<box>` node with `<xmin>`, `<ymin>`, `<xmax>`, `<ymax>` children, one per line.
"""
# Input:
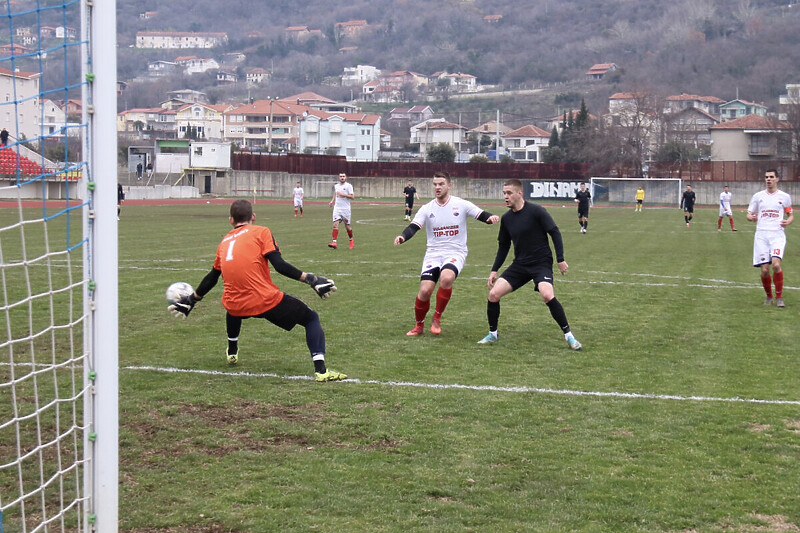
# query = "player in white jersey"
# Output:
<box><xmin>717</xmin><ymin>185</ymin><xmax>736</xmax><ymax>231</ymax></box>
<box><xmin>746</xmin><ymin>169</ymin><xmax>793</xmax><ymax>307</ymax></box>
<box><xmin>394</xmin><ymin>171</ymin><xmax>499</xmax><ymax>336</ymax></box>
<box><xmin>328</xmin><ymin>173</ymin><xmax>355</xmax><ymax>249</ymax></box>
<box><xmin>292</xmin><ymin>181</ymin><xmax>304</xmax><ymax>217</ymax></box>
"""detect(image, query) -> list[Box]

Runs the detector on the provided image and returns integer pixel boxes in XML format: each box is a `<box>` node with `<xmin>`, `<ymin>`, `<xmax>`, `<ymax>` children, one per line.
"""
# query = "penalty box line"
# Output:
<box><xmin>123</xmin><ymin>365</ymin><xmax>800</xmax><ymax>406</ymax></box>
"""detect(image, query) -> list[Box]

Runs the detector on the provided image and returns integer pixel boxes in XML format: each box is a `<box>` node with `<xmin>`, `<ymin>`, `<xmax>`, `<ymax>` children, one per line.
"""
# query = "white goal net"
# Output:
<box><xmin>0</xmin><ymin>0</ymin><xmax>118</xmax><ymax>531</ymax></box>
<box><xmin>590</xmin><ymin>177</ymin><xmax>682</xmax><ymax>207</ymax></box>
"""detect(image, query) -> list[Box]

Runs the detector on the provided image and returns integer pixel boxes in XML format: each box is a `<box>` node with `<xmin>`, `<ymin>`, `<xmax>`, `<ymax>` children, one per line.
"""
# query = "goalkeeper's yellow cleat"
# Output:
<box><xmin>226</xmin><ymin>348</ymin><xmax>238</xmax><ymax>366</ymax></box>
<box><xmin>315</xmin><ymin>370</ymin><xmax>347</xmax><ymax>382</ymax></box>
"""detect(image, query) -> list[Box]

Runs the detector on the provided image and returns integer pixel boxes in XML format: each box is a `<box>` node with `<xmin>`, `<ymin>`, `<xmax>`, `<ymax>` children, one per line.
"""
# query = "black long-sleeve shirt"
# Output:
<box><xmin>491</xmin><ymin>202</ymin><xmax>564</xmax><ymax>272</ymax></box>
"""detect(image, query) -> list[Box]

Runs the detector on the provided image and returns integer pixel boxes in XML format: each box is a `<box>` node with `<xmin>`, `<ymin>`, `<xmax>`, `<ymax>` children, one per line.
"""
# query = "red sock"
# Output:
<box><xmin>294</xmin><ymin>208</ymin><xmax>298</xmax><ymax>216</ymax></box>
<box><xmin>347</xmin><ymin>228</ymin><xmax>353</xmax><ymax>240</ymax></box>
<box><xmin>717</xmin><ymin>218</ymin><xmax>722</xmax><ymax>229</ymax></box>
<box><xmin>434</xmin><ymin>287</ymin><xmax>452</xmax><ymax>317</ymax></box>
<box><xmin>730</xmin><ymin>218</ymin><xmax>735</xmax><ymax>230</ymax></box>
<box><xmin>331</xmin><ymin>228</ymin><xmax>339</xmax><ymax>241</ymax></box>
<box><xmin>414</xmin><ymin>297</ymin><xmax>430</xmax><ymax>324</ymax></box>
<box><xmin>774</xmin><ymin>271</ymin><xmax>784</xmax><ymax>298</ymax></box>
<box><xmin>761</xmin><ymin>273</ymin><xmax>773</xmax><ymax>297</ymax></box>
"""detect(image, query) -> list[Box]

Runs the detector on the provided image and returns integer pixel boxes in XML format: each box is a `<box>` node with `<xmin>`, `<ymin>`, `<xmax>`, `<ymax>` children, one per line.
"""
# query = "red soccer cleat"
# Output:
<box><xmin>348</xmin><ymin>240</ymin><xmax>354</xmax><ymax>250</ymax></box>
<box><xmin>327</xmin><ymin>241</ymin><xmax>338</xmax><ymax>249</ymax></box>
<box><xmin>430</xmin><ymin>316</ymin><xmax>441</xmax><ymax>335</ymax></box>
<box><xmin>406</xmin><ymin>323</ymin><xmax>424</xmax><ymax>336</ymax></box>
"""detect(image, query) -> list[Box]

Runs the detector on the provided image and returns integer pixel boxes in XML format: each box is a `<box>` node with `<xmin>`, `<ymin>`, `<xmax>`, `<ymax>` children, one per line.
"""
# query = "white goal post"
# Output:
<box><xmin>590</xmin><ymin>177</ymin><xmax>682</xmax><ymax>207</ymax></box>
<box><xmin>0</xmin><ymin>0</ymin><xmax>118</xmax><ymax>530</ymax></box>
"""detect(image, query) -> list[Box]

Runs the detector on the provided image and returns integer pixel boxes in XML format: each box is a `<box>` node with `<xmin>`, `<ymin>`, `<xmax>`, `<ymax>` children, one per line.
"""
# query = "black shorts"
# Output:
<box><xmin>577</xmin><ymin>207</ymin><xmax>589</xmax><ymax>218</ymax></box>
<box><xmin>420</xmin><ymin>263</ymin><xmax>459</xmax><ymax>283</ymax></box>
<box><xmin>405</xmin><ymin>198</ymin><xmax>414</xmax><ymax>209</ymax></box>
<box><xmin>235</xmin><ymin>293</ymin><xmax>312</xmax><ymax>331</ymax></box>
<box><xmin>499</xmin><ymin>262</ymin><xmax>554</xmax><ymax>292</ymax></box>
<box><xmin>683</xmin><ymin>206</ymin><xmax>694</xmax><ymax>213</ymax></box>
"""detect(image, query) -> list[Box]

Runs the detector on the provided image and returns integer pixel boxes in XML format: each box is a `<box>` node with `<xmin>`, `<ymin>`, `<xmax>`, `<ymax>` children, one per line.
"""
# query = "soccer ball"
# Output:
<box><xmin>166</xmin><ymin>282</ymin><xmax>194</xmax><ymax>304</ymax></box>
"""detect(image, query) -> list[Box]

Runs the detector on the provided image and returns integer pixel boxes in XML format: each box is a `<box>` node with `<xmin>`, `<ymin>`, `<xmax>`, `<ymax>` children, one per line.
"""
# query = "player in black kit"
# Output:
<box><xmin>681</xmin><ymin>184</ymin><xmax>696</xmax><ymax>227</ymax></box>
<box><xmin>403</xmin><ymin>180</ymin><xmax>419</xmax><ymax>221</ymax></box>
<box><xmin>477</xmin><ymin>179</ymin><xmax>582</xmax><ymax>350</ymax></box>
<box><xmin>574</xmin><ymin>182</ymin><xmax>592</xmax><ymax>233</ymax></box>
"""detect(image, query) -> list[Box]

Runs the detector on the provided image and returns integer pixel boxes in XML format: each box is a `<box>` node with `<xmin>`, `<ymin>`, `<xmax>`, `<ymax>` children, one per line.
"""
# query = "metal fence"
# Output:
<box><xmin>232</xmin><ymin>153</ymin><xmax>799</xmax><ymax>182</ymax></box>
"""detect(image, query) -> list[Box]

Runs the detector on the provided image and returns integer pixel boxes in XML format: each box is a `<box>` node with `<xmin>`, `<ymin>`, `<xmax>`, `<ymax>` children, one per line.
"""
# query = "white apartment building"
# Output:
<box><xmin>0</xmin><ymin>67</ymin><xmax>40</xmax><ymax>142</ymax></box>
<box><xmin>298</xmin><ymin>110</ymin><xmax>381</xmax><ymax>161</ymax></box>
<box><xmin>135</xmin><ymin>31</ymin><xmax>228</xmax><ymax>49</ymax></box>
<box><xmin>342</xmin><ymin>65</ymin><xmax>380</xmax><ymax>87</ymax></box>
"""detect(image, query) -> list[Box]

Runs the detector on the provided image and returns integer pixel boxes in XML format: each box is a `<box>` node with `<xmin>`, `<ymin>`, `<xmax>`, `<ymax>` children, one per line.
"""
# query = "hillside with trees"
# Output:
<box><xmin>113</xmin><ymin>0</ymin><xmax>799</xmax><ymax>111</ymax></box>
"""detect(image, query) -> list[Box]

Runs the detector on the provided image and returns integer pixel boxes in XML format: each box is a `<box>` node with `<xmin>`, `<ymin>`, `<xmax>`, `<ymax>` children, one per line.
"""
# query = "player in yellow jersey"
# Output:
<box><xmin>635</xmin><ymin>186</ymin><xmax>645</xmax><ymax>212</ymax></box>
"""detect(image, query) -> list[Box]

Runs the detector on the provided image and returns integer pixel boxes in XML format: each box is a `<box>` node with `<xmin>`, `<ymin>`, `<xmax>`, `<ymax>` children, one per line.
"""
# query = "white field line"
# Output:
<box><xmin>123</xmin><ymin>365</ymin><xmax>800</xmax><ymax>406</ymax></box>
<box><xmin>118</xmin><ymin>260</ymin><xmax>797</xmax><ymax>291</ymax></box>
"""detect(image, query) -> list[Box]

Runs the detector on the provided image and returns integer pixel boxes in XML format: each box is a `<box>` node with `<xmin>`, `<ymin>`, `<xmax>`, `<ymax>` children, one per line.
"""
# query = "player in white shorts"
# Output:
<box><xmin>292</xmin><ymin>181</ymin><xmax>304</xmax><ymax>217</ymax></box>
<box><xmin>394</xmin><ymin>171</ymin><xmax>499</xmax><ymax>336</ymax></box>
<box><xmin>717</xmin><ymin>185</ymin><xmax>736</xmax><ymax>231</ymax></box>
<box><xmin>328</xmin><ymin>172</ymin><xmax>354</xmax><ymax>249</ymax></box>
<box><xmin>746</xmin><ymin>169</ymin><xmax>793</xmax><ymax>307</ymax></box>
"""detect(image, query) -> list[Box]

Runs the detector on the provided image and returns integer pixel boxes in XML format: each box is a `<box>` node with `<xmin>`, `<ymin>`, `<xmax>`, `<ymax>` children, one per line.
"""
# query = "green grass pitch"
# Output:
<box><xmin>117</xmin><ymin>199</ymin><xmax>798</xmax><ymax>532</ymax></box>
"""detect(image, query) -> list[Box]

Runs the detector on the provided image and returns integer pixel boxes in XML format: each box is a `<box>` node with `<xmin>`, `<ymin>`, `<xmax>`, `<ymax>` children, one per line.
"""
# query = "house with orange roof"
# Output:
<box><xmin>117</xmin><ymin>107</ymin><xmax>177</xmax><ymax>139</ymax></box>
<box><xmin>483</xmin><ymin>14</ymin><xmax>503</xmax><ymax>23</ymax></box>
<box><xmin>223</xmin><ymin>99</ymin><xmax>313</xmax><ymax>151</ymax></box>
<box><xmin>335</xmin><ymin>20</ymin><xmax>368</xmax><ymax>38</ymax></box>
<box><xmin>586</xmin><ymin>63</ymin><xmax>617</xmax><ymax>80</ymax></box>
<box><xmin>298</xmin><ymin>109</ymin><xmax>381</xmax><ymax>160</ymax></box>
<box><xmin>246</xmin><ymin>68</ymin><xmax>270</xmax><ymax>86</ymax></box>
<box><xmin>503</xmin><ymin>125</ymin><xmax>551</xmax><ymax>162</ymax></box>
<box><xmin>709</xmin><ymin>115</ymin><xmax>792</xmax><ymax>161</ymax></box>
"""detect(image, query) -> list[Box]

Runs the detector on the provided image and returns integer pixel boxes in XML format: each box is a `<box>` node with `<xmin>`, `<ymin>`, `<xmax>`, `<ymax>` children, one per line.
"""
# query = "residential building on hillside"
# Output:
<box><xmin>503</xmin><ymin>125</ymin><xmax>551</xmax><ymax>162</ymax></box>
<box><xmin>586</xmin><ymin>63</ymin><xmax>617</xmax><ymax>80</ymax></box>
<box><xmin>335</xmin><ymin>20</ymin><xmax>368</xmax><ymax>38</ymax></box>
<box><xmin>117</xmin><ymin>107</ymin><xmax>178</xmax><ymax>139</ymax></box>
<box><xmin>778</xmin><ymin>83</ymin><xmax>799</xmax><ymax>121</ymax></box>
<box><xmin>719</xmin><ymin>99</ymin><xmax>768</xmax><ymax>121</ymax></box>
<box><xmin>215</xmin><ymin>67</ymin><xmax>238</xmax><ymax>85</ymax></box>
<box><xmin>0</xmin><ymin>67</ymin><xmax>40</xmax><ymax>141</ymax></box>
<box><xmin>663</xmin><ymin>93</ymin><xmax>724</xmax><ymax>116</ymax></box>
<box><xmin>167</xmin><ymin>89</ymin><xmax>208</xmax><ymax>105</ymax></box>
<box><xmin>483</xmin><ymin>14</ymin><xmax>503</xmax><ymax>22</ymax></box>
<box><xmin>147</xmin><ymin>60</ymin><xmax>179</xmax><ymax>77</ymax></box>
<box><xmin>222</xmin><ymin>99</ymin><xmax>309</xmax><ymax>151</ymax></box>
<box><xmin>410</xmin><ymin>119</ymin><xmax>466</xmax><ymax>155</ymax></box>
<box><xmin>39</xmin><ymin>99</ymin><xmax>79</xmax><ymax>138</ymax></box>
<box><xmin>135</xmin><ymin>31</ymin><xmax>228</xmax><ymax>49</ymax></box>
<box><xmin>430</xmin><ymin>72</ymin><xmax>478</xmax><ymax>92</ymax></box>
<box><xmin>342</xmin><ymin>65</ymin><xmax>380</xmax><ymax>87</ymax></box>
<box><xmin>246</xmin><ymin>68</ymin><xmax>270</xmax><ymax>86</ymax></box>
<box><xmin>709</xmin><ymin>115</ymin><xmax>792</xmax><ymax>161</ymax></box>
<box><xmin>468</xmin><ymin>120</ymin><xmax>511</xmax><ymax>137</ymax></box>
<box><xmin>389</xmin><ymin>106</ymin><xmax>434</xmax><ymax>124</ymax></box>
<box><xmin>175</xmin><ymin>56</ymin><xmax>220</xmax><ymax>74</ymax></box>
<box><xmin>663</xmin><ymin>107</ymin><xmax>719</xmax><ymax>146</ymax></box>
<box><xmin>280</xmin><ymin>92</ymin><xmax>357</xmax><ymax>113</ymax></box>
<box><xmin>298</xmin><ymin>110</ymin><xmax>381</xmax><ymax>160</ymax></box>
<box><xmin>175</xmin><ymin>103</ymin><xmax>235</xmax><ymax>140</ymax></box>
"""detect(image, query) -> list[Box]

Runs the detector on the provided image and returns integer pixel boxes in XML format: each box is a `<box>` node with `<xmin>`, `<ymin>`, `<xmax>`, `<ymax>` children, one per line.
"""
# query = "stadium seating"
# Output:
<box><xmin>0</xmin><ymin>147</ymin><xmax>44</xmax><ymax>175</ymax></box>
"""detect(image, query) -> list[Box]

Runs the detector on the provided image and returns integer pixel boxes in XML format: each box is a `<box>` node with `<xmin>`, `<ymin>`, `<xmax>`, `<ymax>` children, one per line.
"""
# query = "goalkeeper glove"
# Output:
<box><xmin>304</xmin><ymin>273</ymin><xmax>337</xmax><ymax>299</ymax></box>
<box><xmin>168</xmin><ymin>293</ymin><xmax>201</xmax><ymax>318</ymax></box>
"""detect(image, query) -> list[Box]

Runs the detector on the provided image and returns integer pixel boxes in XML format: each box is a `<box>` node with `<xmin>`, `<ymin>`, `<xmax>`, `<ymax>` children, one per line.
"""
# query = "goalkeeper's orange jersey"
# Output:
<box><xmin>213</xmin><ymin>224</ymin><xmax>284</xmax><ymax>317</ymax></box>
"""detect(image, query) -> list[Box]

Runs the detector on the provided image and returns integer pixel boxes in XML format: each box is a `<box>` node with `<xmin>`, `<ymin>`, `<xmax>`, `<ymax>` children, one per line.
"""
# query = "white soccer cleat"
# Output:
<box><xmin>477</xmin><ymin>332</ymin><xmax>497</xmax><ymax>344</ymax></box>
<box><xmin>566</xmin><ymin>334</ymin><xmax>582</xmax><ymax>351</ymax></box>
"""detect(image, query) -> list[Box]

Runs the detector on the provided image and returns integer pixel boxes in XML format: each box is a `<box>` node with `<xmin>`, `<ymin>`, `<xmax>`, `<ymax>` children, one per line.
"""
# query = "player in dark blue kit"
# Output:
<box><xmin>477</xmin><ymin>179</ymin><xmax>582</xmax><ymax>350</ymax></box>
<box><xmin>681</xmin><ymin>184</ymin><xmax>696</xmax><ymax>227</ymax></box>
<box><xmin>574</xmin><ymin>182</ymin><xmax>592</xmax><ymax>233</ymax></box>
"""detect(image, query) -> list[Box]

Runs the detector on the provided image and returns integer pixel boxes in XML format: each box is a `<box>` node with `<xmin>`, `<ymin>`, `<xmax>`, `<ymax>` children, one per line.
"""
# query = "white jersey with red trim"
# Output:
<box><xmin>411</xmin><ymin>195</ymin><xmax>484</xmax><ymax>255</ymax></box>
<box><xmin>748</xmin><ymin>189</ymin><xmax>792</xmax><ymax>232</ymax></box>
<box><xmin>333</xmin><ymin>182</ymin><xmax>354</xmax><ymax>210</ymax></box>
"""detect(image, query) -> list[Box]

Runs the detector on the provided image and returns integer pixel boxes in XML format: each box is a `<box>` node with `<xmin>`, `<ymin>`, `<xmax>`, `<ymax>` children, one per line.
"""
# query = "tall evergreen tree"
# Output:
<box><xmin>548</xmin><ymin>126</ymin><xmax>560</xmax><ymax>148</ymax></box>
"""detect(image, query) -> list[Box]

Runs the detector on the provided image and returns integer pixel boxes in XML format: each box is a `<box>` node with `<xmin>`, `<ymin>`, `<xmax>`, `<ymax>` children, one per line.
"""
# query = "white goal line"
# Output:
<box><xmin>123</xmin><ymin>365</ymin><xmax>799</xmax><ymax>406</ymax></box>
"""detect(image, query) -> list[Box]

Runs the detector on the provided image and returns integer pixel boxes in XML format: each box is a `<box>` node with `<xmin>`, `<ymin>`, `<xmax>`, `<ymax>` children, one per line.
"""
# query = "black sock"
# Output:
<box><xmin>546</xmin><ymin>298</ymin><xmax>570</xmax><ymax>334</ymax></box>
<box><xmin>487</xmin><ymin>300</ymin><xmax>500</xmax><ymax>332</ymax></box>
<box><xmin>584</xmin><ymin>221</ymin><xmax>588</xmax><ymax>229</ymax></box>
<box><xmin>313</xmin><ymin>357</ymin><xmax>326</xmax><ymax>374</ymax></box>
<box><xmin>227</xmin><ymin>338</ymin><xmax>238</xmax><ymax>354</ymax></box>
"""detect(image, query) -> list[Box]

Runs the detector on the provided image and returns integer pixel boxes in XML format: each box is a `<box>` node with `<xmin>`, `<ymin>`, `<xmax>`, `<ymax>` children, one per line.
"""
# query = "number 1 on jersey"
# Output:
<box><xmin>225</xmin><ymin>240</ymin><xmax>235</xmax><ymax>261</ymax></box>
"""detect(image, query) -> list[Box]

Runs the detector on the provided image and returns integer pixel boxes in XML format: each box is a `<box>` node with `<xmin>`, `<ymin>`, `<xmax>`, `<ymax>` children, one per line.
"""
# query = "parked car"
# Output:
<box><xmin>399</xmin><ymin>152</ymin><xmax>418</xmax><ymax>159</ymax></box>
